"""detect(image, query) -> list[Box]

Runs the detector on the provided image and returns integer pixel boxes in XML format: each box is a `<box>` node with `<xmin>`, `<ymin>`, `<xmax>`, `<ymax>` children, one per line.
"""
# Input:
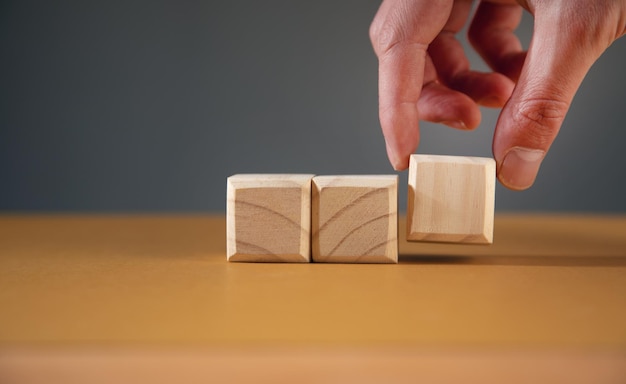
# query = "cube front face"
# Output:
<box><xmin>227</xmin><ymin>174</ymin><xmax>313</xmax><ymax>262</ymax></box>
<box><xmin>312</xmin><ymin>176</ymin><xmax>398</xmax><ymax>263</ymax></box>
<box><xmin>407</xmin><ymin>155</ymin><xmax>495</xmax><ymax>244</ymax></box>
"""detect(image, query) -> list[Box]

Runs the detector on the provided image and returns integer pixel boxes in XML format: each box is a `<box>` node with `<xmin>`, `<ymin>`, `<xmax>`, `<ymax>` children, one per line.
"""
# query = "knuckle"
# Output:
<box><xmin>369</xmin><ymin>18</ymin><xmax>381</xmax><ymax>47</ymax></box>
<box><xmin>371</xmin><ymin>18</ymin><xmax>406</xmax><ymax>55</ymax></box>
<box><xmin>512</xmin><ymin>97</ymin><xmax>568</xmax><ymax>146</ymax></box>
<box><xmin>371</xmin><ymin>0</ymin><xmax>452</xmax><ymax>57</ymax></box>
<box><xmin>370</xmin><ymin>3</ymin><xmax>420</xmax><ymax>56</ymax></box>
<box><xmin>517</xmin><ymin>97</ymin><xmax>567</xmax><ymax>123</ymax></box>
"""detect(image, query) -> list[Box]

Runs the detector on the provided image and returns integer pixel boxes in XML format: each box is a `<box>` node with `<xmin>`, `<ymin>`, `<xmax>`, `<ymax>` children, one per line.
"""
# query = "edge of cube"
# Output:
<box><xmin>311</xmin><ymin>175</ymin><xmax>398</xmax><ymax>264</ymax></box>
<box><xmin>226</xmin><ymin>174</ymin><xmax>314</xmax><ymax>263</ymax></box>
<box><xmin>406</xmin><ymin>154</ymin><xmax>495</xmax><ymax>245</ymax></box>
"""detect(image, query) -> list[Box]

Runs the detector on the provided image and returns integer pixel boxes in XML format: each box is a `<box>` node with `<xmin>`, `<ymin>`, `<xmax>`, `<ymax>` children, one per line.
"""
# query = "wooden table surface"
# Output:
<box><xmin>1</xmin><ymin>214</ymin><xmax>625</xmax><ymax>383</ymax></box>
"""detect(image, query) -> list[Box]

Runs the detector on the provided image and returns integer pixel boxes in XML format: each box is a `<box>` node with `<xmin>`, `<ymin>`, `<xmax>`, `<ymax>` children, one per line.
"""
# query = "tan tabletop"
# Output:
<box><xmin>1</xmin><ymin>214</ymin><xmax>625</xmax><ymax>383</ymax></box>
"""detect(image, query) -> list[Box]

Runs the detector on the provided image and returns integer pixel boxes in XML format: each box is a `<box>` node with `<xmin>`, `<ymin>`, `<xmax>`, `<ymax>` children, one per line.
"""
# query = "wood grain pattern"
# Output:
<box><xmin>312</xmin><ymin>175</ymin><xmax>398</xmax><ymax>263</ymax></box>
<box><xmin>407</xmin><ymin>155</ymin><xmax>495</xmax><ymax>244</ymax></box>
<box><xmin>227</xmin><ymin>174</ymin><xmax>314</xmax><ymax>262</ymax></box>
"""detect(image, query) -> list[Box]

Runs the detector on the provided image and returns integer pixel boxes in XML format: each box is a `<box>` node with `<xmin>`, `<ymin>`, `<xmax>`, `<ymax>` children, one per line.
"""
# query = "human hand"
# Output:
<box><xmin>370</xmin><ymin>0</ymin><xmax>626</xmax><ymax>190</ymax></box>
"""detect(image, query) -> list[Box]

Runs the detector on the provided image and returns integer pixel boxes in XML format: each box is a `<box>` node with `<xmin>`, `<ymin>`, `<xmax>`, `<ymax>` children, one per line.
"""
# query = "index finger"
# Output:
<box><xmin>370</xmin><ymin>0</ymin><xmax>453</xmax><ymax>170</ymax></box>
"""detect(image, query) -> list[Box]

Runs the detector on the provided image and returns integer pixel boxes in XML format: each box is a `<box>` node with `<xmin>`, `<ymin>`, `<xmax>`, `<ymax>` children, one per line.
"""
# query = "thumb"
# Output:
<box><xmin>492</xmin><ymin>8</ymin><xmax>604</xmax><ymax>190</ymax></box>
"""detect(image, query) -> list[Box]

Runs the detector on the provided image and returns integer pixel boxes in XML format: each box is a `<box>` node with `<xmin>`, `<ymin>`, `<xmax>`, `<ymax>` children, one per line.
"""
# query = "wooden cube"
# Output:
<box><xmin>227</xmin><ymin>174</ymin><xmax>314</xmax><ymax>262</ymax></box>
<box><xmin>312</xmin><ymin>175</ymin><xmax>398</xmax><ymax>263</ymax></box>
<box><xmin>407</xmin><ymin>154</ymin><xmax>495</xmax><ymax>244</ymax></box>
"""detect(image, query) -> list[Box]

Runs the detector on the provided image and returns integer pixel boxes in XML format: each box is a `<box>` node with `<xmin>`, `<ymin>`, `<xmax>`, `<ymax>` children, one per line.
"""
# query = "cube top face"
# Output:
<box><xmin>227</xmin><ymin>174</ymin><xmax>314</xmax><ymax>262</ymax></box>
<box><xmin>407</xmin><ymin>155</ymin><xmax>495</xmax><ymax>244</ymax></box>
<box><xmin>312</xmin><ymin>175</ymin><xmax>398</xmax><ymax>263</ymax></box>
<box><xmin>227</xmin><ymin>174</ymin><xmax>315</xmax><ymax>187</ymax></box>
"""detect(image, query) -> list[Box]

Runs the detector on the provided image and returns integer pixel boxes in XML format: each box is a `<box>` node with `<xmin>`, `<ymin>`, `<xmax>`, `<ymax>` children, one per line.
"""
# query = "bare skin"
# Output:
<box><xmin>370</xmin><ymin>0</ymin><xmax>626</xmax><ymax>190</ymax></box>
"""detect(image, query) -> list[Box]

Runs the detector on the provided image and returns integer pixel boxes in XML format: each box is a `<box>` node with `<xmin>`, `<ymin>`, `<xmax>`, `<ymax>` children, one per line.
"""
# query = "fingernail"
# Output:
<box><xmin>499</xmin><ymin>147</ymin><xmax>545</xmax><ymax>190</ymax></box>
<box><xmin>385</xmin><ymin>142</ymin><xmax>401</xmax><ymax>170</ymax></box>
<box><xmin>441</xmin><ymin>120</ymin><xmax>468</xmax><ymax>130</ymax></box>
<box><xmin>385</xmin><ymin>142</ymin><xmax>408</xmax><ymax>171</ymax></box>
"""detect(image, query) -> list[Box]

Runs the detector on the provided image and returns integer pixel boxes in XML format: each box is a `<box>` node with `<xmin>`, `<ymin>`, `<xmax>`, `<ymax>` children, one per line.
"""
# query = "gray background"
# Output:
<box><xmin>1</xmin><ymin>1</ymin><xmax>625</xmax><ymax>213</ymax></box>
